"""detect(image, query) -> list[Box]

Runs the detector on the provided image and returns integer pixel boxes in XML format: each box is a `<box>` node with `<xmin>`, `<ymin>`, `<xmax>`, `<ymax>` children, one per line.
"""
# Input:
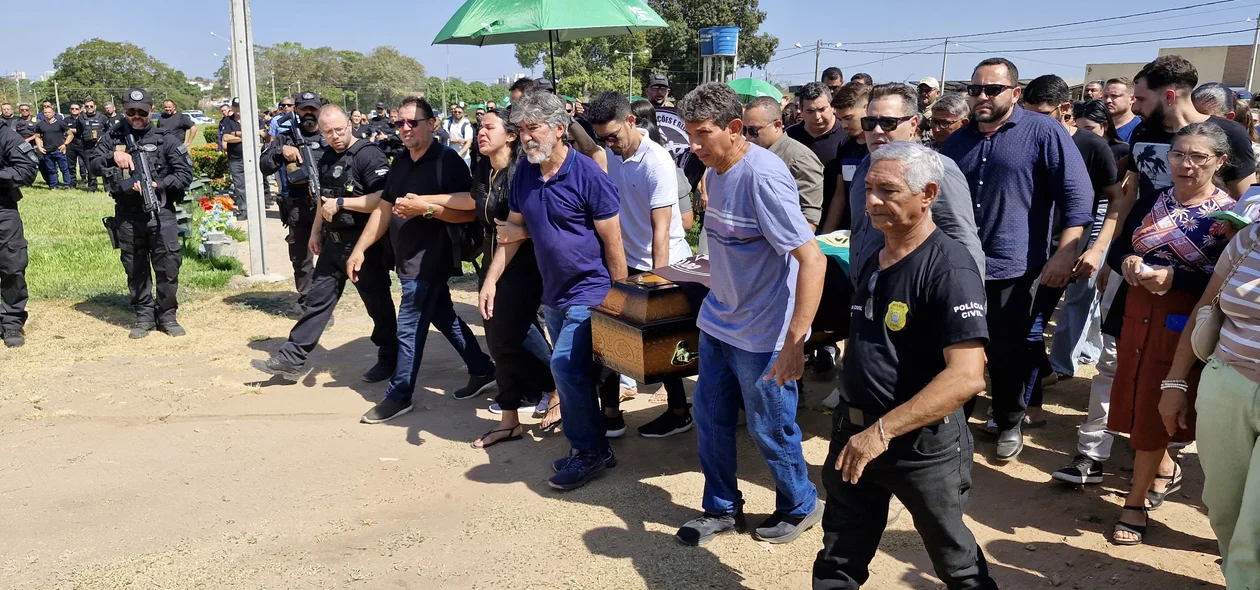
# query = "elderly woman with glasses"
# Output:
<box><xmin>1106</xmin><ymin>121</ymin><xmax>1239</xmax><ymax>545</ymax></box>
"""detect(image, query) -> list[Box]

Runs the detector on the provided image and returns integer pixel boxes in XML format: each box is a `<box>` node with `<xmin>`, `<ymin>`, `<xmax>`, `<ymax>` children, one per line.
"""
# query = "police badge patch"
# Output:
<box><xmin>885</xmin><ymin>301</ymin><xmax>909</xmax><ymax>332</ymax></box>
<box><xmin>130</xmin><ymin>90</ymin><xmax>144</xmax><ymax>101</ymax></box>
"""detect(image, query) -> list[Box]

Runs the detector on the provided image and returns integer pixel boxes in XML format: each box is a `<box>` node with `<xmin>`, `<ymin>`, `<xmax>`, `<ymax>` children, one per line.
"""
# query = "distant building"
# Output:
<box><xmin>1089</xmin><ymin>44</ymin><xmax>1260</xmax><ymax>93</ymax></box>
<box><xmin>7</xmin><ymin>72</ymin><xmax>26</xmax><ymax>81</ymax></box>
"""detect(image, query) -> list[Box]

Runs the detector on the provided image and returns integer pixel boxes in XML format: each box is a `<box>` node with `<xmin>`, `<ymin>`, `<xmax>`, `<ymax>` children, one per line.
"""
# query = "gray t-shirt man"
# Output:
<box><xmin>848</xmin><ymin>151</ymin><xmax>986</xmax><ymax>286</ymax></box>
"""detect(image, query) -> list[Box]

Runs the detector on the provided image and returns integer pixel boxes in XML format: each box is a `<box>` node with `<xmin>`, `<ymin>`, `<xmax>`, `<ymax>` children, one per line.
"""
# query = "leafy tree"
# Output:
<box><xmin>511</xmin><ymin>0</ymin><xmax>778</xmax><ymax>101</ymax></box>
<box><xmin>516</xmin><ymin>34</ymin><xmax>651</xmax><ymax>99</ymax></box>
<box><xmin>348</xmin><ymin>46</ymin><xmax>426</xmax><ymax>106</ymax></box>
<box><xmin>37</xmin><ymin>39</ymin><xmax>201</xmax><ymax>111</ymax></box>
<box><xmin>0</xmin><ymin>78</ymin><xmax>38</xmax><ymax>110</ymax></box>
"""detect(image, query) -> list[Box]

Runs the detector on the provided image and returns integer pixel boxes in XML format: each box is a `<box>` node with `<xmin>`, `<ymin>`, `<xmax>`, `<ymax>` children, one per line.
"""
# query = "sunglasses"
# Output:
<box><xmin>928</xmin><ymin>117</ymin><xmax>961</xmax><ymax>129</ymax></box>
<box><xmin>863</xmin><ymin>268</ymin><xmax>881</xmax><ymax>321</ymax></box>
<box><xmin>125</xmin><ymin>109</ymin><xmax>150</xmax><ymax>117</ymax></box>
<box><xmin>860</xmin><ymin>115</ymin><xmax>915</xmax><ymax>132</ymax></box>
<box><xmin>399</xmin><ymin>117</ymin><xmax>428</xmax><ymax>129</ymax></box>
<box><xmin>281</xmin><ymin>103</ymin><xmax>294</xmax><ymax>108</ymax></box>
<box><xmin>742</xmin><ymin>125</ymin><xmax>763</xmax><ymax>138</ymax></box>
<box><xmin>965</xmin><ymin>84</ymin><xmax>1016</xmax><ymax>97</ymax></box>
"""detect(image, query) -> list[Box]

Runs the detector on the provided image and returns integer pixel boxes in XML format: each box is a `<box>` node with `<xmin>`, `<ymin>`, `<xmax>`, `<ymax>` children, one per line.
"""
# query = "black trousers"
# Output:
<box><xmin>68</xmin><ymin>143</ymin><xmax>97</xmax><ymax>191</ymax></box>
<box><xmin>0</xmin><ymin>208</ymin><xmax>28</xmax><ymax>332</ymax></box>
<box><xmin>482</xmin><ymin>247</ymin><xmax>554</xmax><ymax>411</ymax></box>
<box><xmin>117</xmin><ymin>208</ymin><xmax>182</xmax><ymax>325</ymax></box>
<box><xmin>283</xmin><ymin>195</ymin><xmax>317</xmax><ymax>307</ymax></box>
<box><xmin>813</xmin><ymin>409</ymin><xmax>997</xmax><ymax>590</ymax></box>
<box><xmin>982</xmin><ymin>270</ymin><xmax>1041</xmax><ymax>431</ymax></box>
<box><xmin>275</xmin><ymin>236</ymin><xmax>396</xmax><ymax>366</ymax></box>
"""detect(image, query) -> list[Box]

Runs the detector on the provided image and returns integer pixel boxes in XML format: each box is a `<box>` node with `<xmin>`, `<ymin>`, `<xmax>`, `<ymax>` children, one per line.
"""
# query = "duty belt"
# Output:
<box><xmin>115</xmin><ymin>203</ymin><xmax>150</xmax><ymax>215</ymax></box>
<box><xmin>323</xmin><ymin>227</ymin><xmax>362</xmax><ymax>244</ymax></box>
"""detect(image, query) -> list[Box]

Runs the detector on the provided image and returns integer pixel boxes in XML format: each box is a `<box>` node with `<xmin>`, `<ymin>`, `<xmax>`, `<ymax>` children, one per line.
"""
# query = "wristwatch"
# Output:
<box><xmin>336</xmin><ymin>196</ymin><xmax>345</xmax><ymax>210</ymax></box>
<box><xmin>423</xmin><ymin>203</ymin><xmax>436</xmax><ymax>219</ymax></box>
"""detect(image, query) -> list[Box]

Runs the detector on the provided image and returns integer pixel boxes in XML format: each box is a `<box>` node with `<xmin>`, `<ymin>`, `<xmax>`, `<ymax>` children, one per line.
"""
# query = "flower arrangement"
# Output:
<box><xmin>198</xmin><ymin>195</ymin><xmax>236</xmax><ymax>237</ymax></box>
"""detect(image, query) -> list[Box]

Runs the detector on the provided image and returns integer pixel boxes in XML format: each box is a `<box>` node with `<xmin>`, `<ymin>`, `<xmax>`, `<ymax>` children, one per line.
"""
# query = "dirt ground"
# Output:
<box><xmin>0</xmin><ymin>218</ymin><xmax>1229</xmax><ymax>589</ymax></box>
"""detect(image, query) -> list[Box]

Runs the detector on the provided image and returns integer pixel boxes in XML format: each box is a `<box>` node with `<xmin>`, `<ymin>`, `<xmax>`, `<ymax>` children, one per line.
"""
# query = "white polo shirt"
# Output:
<box><xmin>605</xmin><ymin>129</ymin><xmax>692</xmax><ymax>271</ymax></box>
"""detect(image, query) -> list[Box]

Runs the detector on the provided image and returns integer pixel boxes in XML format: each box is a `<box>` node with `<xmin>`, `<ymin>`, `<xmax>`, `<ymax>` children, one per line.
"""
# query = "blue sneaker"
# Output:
<box><xmin>551</xmin><ymin>447</ymin><xmax>617</xmax><ymax>473</ymax></box>
<box><xmin>548</xmin><ymin>448</ymin><xmax>614</xmax><ymax>490</ymax></box>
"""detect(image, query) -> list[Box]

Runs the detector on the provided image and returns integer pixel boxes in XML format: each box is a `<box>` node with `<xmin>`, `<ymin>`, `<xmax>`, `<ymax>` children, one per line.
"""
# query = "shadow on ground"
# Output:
<box><xmin>224</xmin><ymin>291</ymin><xmax>299</xmax><ymax>318</ymax></box>
<box><xmin>72</xmin><ymin>292</ymin><xmax>134</xmax><ymax>327</ymax></box>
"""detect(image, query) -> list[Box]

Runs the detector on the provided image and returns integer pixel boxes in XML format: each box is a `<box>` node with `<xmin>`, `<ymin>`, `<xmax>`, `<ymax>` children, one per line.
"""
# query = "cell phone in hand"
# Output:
<box><xmin>1210</xmin><ymin>210</ymin><xmax>1251</xmax><ymax>230</ymax></box>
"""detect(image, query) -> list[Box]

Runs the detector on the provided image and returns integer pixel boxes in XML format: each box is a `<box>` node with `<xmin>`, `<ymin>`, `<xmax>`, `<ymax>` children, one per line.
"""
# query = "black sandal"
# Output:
<box><xmin>1147</xmin><ymin>463</ymin><xmax>1183</xmax><ymax>510</ymax></box>
<box><xmin>539</xmin><ymin>400</ymin><xmax>562</xmax><ymax>433</ymax></box>
<box><xmin>1112</xmin><ymin>505</ymin><xmax>1148</xmax><ymax>546</ymax></box>
<box><xmin>471</xmin><ymin>425</ymin><xmax>523</xmax><ymax>449</ymax></box>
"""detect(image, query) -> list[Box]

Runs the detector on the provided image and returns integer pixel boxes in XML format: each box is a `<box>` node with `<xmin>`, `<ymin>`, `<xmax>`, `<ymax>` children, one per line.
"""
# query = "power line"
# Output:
<box><xmin>768</xmin><ymin>48</ymin><xmax>818</xmax><ymax>63</ymax></box>
<box><xmin>837</xmin><ymin>0</ymin><xmax>1242</xmax><ymax>45</ymax></box>
<box><xmin>820</xmin><ymin>27</ymin><xmax>1255</xmax><ymax>54</ymax></box>
<box><xmin>953</xmin><ymin>43</ymin><xmax>1079</xmax><ymax>70</ymax></box>
<box><xmin>890</xmin><ymin>18</ymin><xmax>1248</xmax><ymax>47</ymax></box>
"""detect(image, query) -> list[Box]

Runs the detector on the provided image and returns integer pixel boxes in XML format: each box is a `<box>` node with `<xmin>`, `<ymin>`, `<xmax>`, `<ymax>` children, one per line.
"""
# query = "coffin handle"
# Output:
<box><xmin>671</xmin><ymin>340</ymin><xmax>698</xmax><ymax>366</ymax></box>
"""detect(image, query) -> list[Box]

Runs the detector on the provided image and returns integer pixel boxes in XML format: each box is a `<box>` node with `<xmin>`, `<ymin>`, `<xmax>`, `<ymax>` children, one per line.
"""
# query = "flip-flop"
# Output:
<box><xmin>1147</xmin><ymin>463</ymin><xmax>1183</xmax><ymax>510</ymax></box>
<box><xmin>539</xmin><ymin>400</ymin><xmax>562</xmax><ymax>433</ymax></box>
<box><xmin>1112</xmin><ymin>505</ymin><xmax>1148</xmax><ymax>546</ymax></box>
<box><xmin>471</xmin><ymin>425</ymin><xmax>523</xmax><ymax>449</ymax></box>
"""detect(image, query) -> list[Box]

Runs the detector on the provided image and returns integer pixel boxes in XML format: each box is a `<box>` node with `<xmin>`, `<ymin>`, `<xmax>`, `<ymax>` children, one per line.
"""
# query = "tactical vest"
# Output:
<box><xmin>319</xmin><ymin>140</ymin><xmax>372</xmax><ymax>231</ymax></box>
<box><xmin>106</xmin><ymin>127</ymin><xmax>181</xmax><ymax>209</ymax></box>
<box><xmin>284</xmin><ymin>129</ymin><xmax>327</xmax><ymax>199</ymax></box>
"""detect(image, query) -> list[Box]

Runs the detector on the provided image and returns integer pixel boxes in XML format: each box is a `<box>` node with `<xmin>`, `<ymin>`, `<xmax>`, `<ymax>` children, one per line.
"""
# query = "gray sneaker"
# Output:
<box><xmin>753</xmin><ymin>501</ymin><xmax>824</xmax><ymax>544</ymax></box>
<box><xmin>676</xmin><ymin>510</ymin><xmax>747</xmax><ymax>546</ymax></box>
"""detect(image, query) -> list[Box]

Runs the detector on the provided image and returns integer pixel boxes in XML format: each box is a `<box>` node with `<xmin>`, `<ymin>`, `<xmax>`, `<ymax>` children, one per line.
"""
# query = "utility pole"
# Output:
<box><xmin>270</xmin><ymin>74</ymin><xmax>276</xmax><ymax>108</ymax></box>
<box><xmin>1248</xmin><ymin>14</ymin><xmax>1260</xmax><ymax>92</ymax></box>
<box><xmin>813</xmin><ymin>39</ymin><xmax>822</xmax><ymax>82</ymax></box>
<box><xmin>296</xmin><ymin>80</ymin><xmax>301</xmax><ymax>94</ymax></box>
<box><xmin>53</xmin><ymin>81</ymin><xmax>60</xmax><ymax>114</ymax></box>
<box><xmin>940</xmin><ymin>38</ymin><xmax>950</xmax><ymax>88</ymax></box>
<box><xmin>229</xmin><ymin>0</ymin><xmax>269</xmax><ymax>276</ymax></box>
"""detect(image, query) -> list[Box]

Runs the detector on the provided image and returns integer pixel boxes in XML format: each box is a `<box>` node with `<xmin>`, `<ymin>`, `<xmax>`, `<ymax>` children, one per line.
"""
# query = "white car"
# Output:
<box><xmin>184</xmin><ymin>110</ymin><xmax>217</xmax><ymax>126</ymax></box>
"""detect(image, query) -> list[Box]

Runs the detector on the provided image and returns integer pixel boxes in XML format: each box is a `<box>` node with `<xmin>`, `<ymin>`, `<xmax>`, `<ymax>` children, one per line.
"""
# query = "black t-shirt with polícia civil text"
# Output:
<box><xmin>35</xmin><ymin>118</ymin><xmax>71</xmax><ymax>150</ymax></box>
<box><xmin>156</xmin><ymin>112</ymin><xmax>195</xmax><ymax>140</ymax></box>
<box><xmin>843</xmin><ymin>229</ymin><xmax>989</xmax><ymax>416</ymax></box>
<box><xmin>218</xmin><ymin>116</ymin><xmax>243</xmax><ymax>159</ymax></box>
<box><xmin>381</xmin><ymin>143</ymin><xmax>472</xmax><ymax>280</ymax></box>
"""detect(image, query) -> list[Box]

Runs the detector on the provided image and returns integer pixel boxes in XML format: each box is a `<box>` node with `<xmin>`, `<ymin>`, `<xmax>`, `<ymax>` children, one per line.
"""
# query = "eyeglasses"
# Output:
<box><xmin>860</xmin><ymin>115</ymin><xmax>915</xmax><ymax>132</ymax></box>
<box><xmin>928</xmin><ymin>117</ymin><xmax>961</xmax><ymax>129</ymax></box>
<box><xmin>1168</xmin><ymin>150</ymin><xmax>1218</xmax><ymax>167</ymax></box>
<box><xmin>965</xmin><ymin>84</ymin><xmax>1016</xmax><ymax>98</ymax></box>
<box><xmin>742</xmin><ymin>125</ymin><xmax>764</xmax><ymax>138</ymax></box>
<box><xmin>125</xmin><ymin>109</ymin><xmax>150</xmax><ymax>117</ymax></box>
<box><xmin>281</xmin><ymin>103</ymin><xmax>294</xmax><ymax>108</ymax></box>
<box><xmin>863</xmin><ymin>269</ymin><xmax>881</xmax><ymax>321</ymax></box>
<box><xmin>399</xmin><ymin>117</ymin><xmax>429</xmax><ymax>129</ymax></box>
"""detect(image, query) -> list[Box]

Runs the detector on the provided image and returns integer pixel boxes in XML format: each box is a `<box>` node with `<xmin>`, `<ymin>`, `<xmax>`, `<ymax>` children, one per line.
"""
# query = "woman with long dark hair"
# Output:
<box><xmin>425</xmin><ymin>109</ymin><xmax>560</xmax><ymax>447</ymax></box>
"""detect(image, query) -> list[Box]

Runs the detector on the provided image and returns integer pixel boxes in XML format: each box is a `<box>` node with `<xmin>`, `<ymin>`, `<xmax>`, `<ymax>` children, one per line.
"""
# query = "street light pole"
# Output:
<box><xmin>228</xmin><ymin>0</ymin><xmax>269</xmax><ymax>275</ymax></box>
<box><xmin>614</xmin><ymin>50</ymin><xmax>648</xmax><ymax>97</ymax></box>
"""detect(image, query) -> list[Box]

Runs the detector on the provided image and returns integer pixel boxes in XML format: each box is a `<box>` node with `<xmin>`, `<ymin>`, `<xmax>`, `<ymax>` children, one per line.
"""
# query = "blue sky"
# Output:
<box><xmin>1</xmin><ymin>0</ymin><xmax>1258</xmax><ymax>88</ymax></box>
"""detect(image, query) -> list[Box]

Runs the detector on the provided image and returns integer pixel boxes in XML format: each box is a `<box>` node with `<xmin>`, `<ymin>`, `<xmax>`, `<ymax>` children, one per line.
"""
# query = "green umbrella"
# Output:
<box><xmin>727</xmin><ymin>78</ymin><xmax>783</xmax><ymax>103</ymax></box>
<box><xmin>433</xmin><ymin>0</ymin><xmax>668</xmax><ymax>88</ymax></box>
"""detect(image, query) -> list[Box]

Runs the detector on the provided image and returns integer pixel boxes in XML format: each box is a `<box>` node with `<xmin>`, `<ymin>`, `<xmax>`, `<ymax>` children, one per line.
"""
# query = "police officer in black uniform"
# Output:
<box><xmin>252</xmin><ymin>104</ymin><xmax>398</xmax><ymax>383</ymax></box>
<box><xmin>104</xmin><ymin>103</ymin><xmax>125</xmax><ymax>129</ymax></box>
<box><xmin>74</xmin><ymin>99</ymin><xmax>109</xmax><ymax>192</ymax></box>
<box><xmin>89</xmin><ymin>88</ymin><xmax>194</xmax><ymax>339</ymax></box>
<box><xmin>0</xmin><ymin>121</ymin><xmax>41</xmax><ymax>348</ymax></box>
<box><xmin>260</xmin><ymin>91</ymin><xmax>325</xmax><ymax>310</ymax></box>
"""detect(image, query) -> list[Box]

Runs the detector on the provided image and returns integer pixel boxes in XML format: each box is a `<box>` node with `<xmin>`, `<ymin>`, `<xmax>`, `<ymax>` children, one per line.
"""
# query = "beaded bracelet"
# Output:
<box><xmin>1160</xmin><ymin>379</ymin><xmax>1189</xmax><ymax>392</ymax></box>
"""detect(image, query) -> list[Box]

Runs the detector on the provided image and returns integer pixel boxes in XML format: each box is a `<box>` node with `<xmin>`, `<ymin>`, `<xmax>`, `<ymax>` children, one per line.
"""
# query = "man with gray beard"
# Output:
<box><xmin>482</xmin><ymin>90</ymin><xmax>627</xmax><ymax>490</ymax></box>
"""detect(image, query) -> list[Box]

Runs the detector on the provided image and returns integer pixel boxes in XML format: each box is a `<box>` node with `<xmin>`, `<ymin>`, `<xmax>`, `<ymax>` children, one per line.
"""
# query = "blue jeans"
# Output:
<box><xmin>43</xmin><ymin>151</ymin><xmax>72</xmax><ymax>188</ymax></box>
<box><xmin>692</xmin><ymin>330</ymin><xmax>817</xmax><ymax>518</ymax></box>
<box><xmin>544</xmin><ymin>304</ymin><xmax>606</xmax><ymax>453</ymax></box>
<box><xmin>385</xmin><ymin>278</ymin><xmax>493</xmax><ymax>402</ymax></box>
<box><xmin>1048</xmin><ymin>277</ymin><xmax>1103</xmax><ymax>375</ymax></box>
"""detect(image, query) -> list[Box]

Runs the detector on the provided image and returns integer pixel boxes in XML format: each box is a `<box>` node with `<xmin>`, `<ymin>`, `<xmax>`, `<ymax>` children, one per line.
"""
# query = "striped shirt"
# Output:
<box><xmin>1216</xmin><ymin>224</ymin><xmax>1260</xmax><ymax>383</ymax></box>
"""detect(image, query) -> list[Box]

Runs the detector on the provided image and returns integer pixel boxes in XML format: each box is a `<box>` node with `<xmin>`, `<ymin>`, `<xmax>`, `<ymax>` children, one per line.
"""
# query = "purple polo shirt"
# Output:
<box><xmin>510</xmin><ymin>146</ymin><xmax>621</xmax><ymax>309</ymax></box>
<box><xmin>940</xmin><ymin>106</ymin><xmax>1094</xmax><ymax>281</ymax></box>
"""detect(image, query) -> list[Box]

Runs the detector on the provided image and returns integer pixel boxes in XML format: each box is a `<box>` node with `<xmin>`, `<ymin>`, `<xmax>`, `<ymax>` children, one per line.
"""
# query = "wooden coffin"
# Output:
<box><xmin>591</xmin><ymin>257</ymin><xmax>710</xmax><ymax>383</ymax></box>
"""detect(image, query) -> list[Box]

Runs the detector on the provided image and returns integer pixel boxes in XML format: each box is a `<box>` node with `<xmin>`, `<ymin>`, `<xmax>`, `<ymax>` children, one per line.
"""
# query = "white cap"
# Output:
<box><xmin>918</xmin><ymin>77</ymin><xmax>940</xmax><ymax>89</ymax></box>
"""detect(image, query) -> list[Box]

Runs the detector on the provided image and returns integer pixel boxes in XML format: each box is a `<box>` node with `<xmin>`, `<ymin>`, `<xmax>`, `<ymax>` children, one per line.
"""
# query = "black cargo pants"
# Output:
<box><xmin>117</xmin><ymin>206</ymin><xmax>182</xmax><ymax>325</ymax></box>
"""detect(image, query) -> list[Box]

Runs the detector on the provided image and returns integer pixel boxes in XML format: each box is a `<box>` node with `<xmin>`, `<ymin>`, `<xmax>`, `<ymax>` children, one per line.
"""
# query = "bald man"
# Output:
<box><xmin>252</xmin><ymin>105</ymin><xmax>399</xmax><ymax>384</ymax></box>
